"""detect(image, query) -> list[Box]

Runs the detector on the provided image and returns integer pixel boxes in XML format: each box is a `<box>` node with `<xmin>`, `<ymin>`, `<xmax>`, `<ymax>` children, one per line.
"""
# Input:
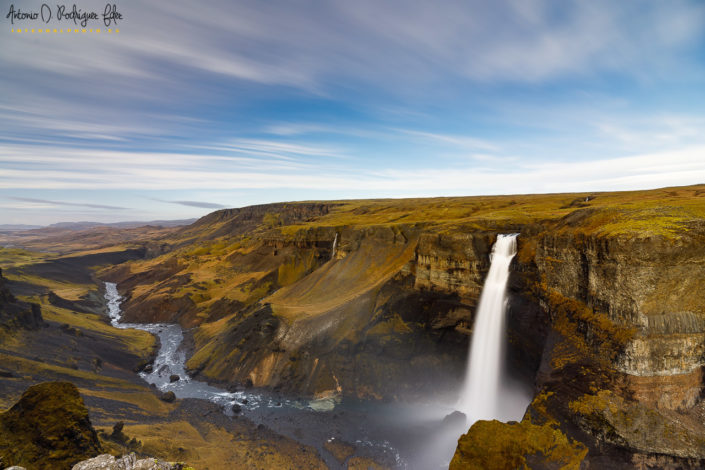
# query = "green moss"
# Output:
<box><xmin>0</xmin><ymin>248</ymin><xmax>56</xmax><ymax>268</ymax></box>
<box><xmin>347</xmin><ymin>457</ymin><xmax>390</xmax><ymax>470</ymax></box>
<box><xmin>516</xmin><ymin>238</ymin><xmax>537</xmax><ymax>265</ymax></box>
<box><xmin>544</xmin><ymin>288</ymin><xmax>636</xmax><ymax>369</ymax></box>
<box><xmin>0</xmin><ymin>382</ymin><xmax>102</xmax><ymax>469</ymax></box>
<box><xmin>567</xmin><ymin>388</ymin><xmax>705</xmax><ymax>455</ymax></box>
<box><xmin>569</xmin><ymin>390</ymin><xmax>619</xmax><ymax>416</ymax></box>
<box><xmin>277</xmin><ymin>251</ymin><xmax>316</xmax><ymax>287</ymax></box>
<box><xmin>263</xmin><ymin>211</ymin><xmax>282</xmax><ymax>228</ymax></box>
<box><xmin>367</xmin><ymin>314</ymin><xmax>412</xmax><ymax>336</ymax></box>
<box><xmin>272</xmin><ymin>185</ymin><xmax>705</xmax><ymax>241</ymax></box>
<box><xmin>450</xmin><ymin>419</ymin><xmax>587</xmax><ymax>470</ymax></box>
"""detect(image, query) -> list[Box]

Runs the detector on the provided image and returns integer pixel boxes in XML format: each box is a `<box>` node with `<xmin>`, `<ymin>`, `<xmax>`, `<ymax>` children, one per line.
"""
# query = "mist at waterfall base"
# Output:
<box><xmin>102</xmin><ymin>231</ymin><xmax>532</xmax><ymax>470</ymax></box>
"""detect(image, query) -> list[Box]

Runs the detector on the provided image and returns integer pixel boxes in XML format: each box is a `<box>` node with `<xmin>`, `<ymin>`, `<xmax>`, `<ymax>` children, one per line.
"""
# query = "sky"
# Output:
<box><xmin>1</xmin><ymin>0</ymin><xmax>705</xmax><ymax>225</ymax></box>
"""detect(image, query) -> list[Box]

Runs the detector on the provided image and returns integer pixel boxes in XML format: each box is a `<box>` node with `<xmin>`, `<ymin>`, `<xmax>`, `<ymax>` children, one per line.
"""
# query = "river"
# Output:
<box><xmin>105</xmin><ymin>281</ymin><xmax>490</xmax><ymax>469</ymax></box>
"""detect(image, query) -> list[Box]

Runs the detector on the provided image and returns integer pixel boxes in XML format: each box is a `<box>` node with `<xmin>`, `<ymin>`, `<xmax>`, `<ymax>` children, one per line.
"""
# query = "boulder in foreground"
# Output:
<box><xmin>0</xmin><ymin>381</ymin><xmax>102</xmax><ymax>469</ymax></box>
<box><xmin>72</xmin><ymin>452</ymin><xmax>189</xmax><ymax>470</ymax></box>
<box><xmin>450</xmin><ymin>418</ymin><xmax>587</xmax><ymax>470</ymax></box>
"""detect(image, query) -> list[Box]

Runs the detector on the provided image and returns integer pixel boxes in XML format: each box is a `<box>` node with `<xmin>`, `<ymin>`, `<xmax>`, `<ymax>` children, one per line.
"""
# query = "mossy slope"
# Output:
<box><xmin>450</xmin><ymin>418</ymin><xmax>587</xmax><ymax>470</ymax></box>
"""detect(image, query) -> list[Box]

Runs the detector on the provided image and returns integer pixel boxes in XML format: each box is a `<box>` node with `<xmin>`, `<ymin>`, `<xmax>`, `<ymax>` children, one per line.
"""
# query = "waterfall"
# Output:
<box><xmin>457</xmin><ymin>233</ymin><xmax>518</xmax><ymax>423</ymax></box>
<box><xmin>331</xmin><ymin>233</ymin><xmax>338</xmax><ymax>260</ymax></box>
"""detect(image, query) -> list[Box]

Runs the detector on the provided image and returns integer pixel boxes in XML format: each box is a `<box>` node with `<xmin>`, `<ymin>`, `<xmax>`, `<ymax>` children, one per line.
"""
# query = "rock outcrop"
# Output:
<box><xmin>71</xmin><ymin>453</ymin><xmax>187</xmax><ymax>470</ymax></box>
<box><xmin>0</xmin><ymin>267</ymin><xmax>43</xmax><ymax>331</ymax></box>
<box><xmin>0</xmin><ymin>382</ymin><xmax>102</xmax><ymax>469</ymax></box>
<box><xmin>450</xmin><ymin>418</ymin><xmax>587</xmax><ymax>470</ymax></box>
<box><xmin>534</xmin><ymin>232</ymin><xmax>705</xmax><ymax>387</ymax></box>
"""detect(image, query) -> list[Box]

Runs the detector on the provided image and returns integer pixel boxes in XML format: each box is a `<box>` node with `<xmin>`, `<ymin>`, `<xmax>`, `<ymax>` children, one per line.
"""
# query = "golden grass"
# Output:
<box><xmin>79</xmin><ymin>389</ymin><xmax>173</xmax><ymax>419</ymax></box>
<box><xmin>123</xmin><ymin>420</ymin><xmax>327</xmax><ymax>470</ymax></box>
<box><xmin>0</xmin><ymin>248</ymin><xmax>55</xmax><ymax>268</ymax></box>
<box><xmin>348</xmin><ymin>457</ymin><xmax>391</xmax><ymax>470</ymax></box>
<box><xmin>5</xmin><ymin>270</ymin><xmax>94</xmax><ymax>300</ymax></box>
<box><xmin>120</xmin><ymin>238</ymin><xmax>274</xmax><ymax>315</ymax></box>
<box><xmin>112</xmin><ymin>186</ymin><xmax>705</xmax><ymax>343</ymax></box>
<box><xmin>277</xmin><ymin>185</ymin><xmax>705</xmax><ymax>239</ymax></box>
<box><xmin>268</xmin><ymin>236</ymin><xmax>417</xmax><ymax>322</ymax></box>
<box><xmin>0</xmin><ymin>353</ymin><xmax>142</xmax><ymax>390</ymax></box>
<box><xmin>32</xmin><ymin>300</ymin><xmax>156</xmax><ymax>359</ymax></box>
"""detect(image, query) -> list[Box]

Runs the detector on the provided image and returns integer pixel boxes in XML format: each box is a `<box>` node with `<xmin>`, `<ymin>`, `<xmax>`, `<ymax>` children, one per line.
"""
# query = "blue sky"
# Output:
<box><xmin>2</xmin><ymin>0</ymin><xmax>705</xmax><ymax>225</ymax></box>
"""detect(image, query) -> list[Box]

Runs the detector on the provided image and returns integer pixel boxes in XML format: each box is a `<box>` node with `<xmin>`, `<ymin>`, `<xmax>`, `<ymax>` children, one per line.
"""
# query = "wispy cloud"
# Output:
<box><xmin>188</xmin><ymin>139</ymin><xmax>349</xmax><ymax>161</ymax></box>
<box><xmin>9</xmin><ymin>197</ymin><xmax>128</xmax><ymax>210</ymax></box>
<box><xmin>594</xmin><ymin>114</ymin><xmax>705</xmax><ymax>149</ymax></box>
<box><xmin>154</xmin><ymin>199</ymin><xmax>226</xmax><ymax>209</ymax></box>
<box><xmin>2</xmin><ymin>144</ymin><xmax>704</xmax><ymax>194</ymax></box>
<box><xmin>2</xmin><ymin>1</ymin><xmax>703</xmax><ymax>146</ymax></box>
<box><xmin>396</xmin><ymin>129</ymin><xmax>500</xmax><ymax>152</ymax></box>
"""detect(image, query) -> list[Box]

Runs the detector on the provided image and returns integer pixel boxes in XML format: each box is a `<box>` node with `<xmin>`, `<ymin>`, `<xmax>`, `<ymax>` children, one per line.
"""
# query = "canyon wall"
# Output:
<box><xmin>532</xmin><ymin>231</ymin><xmax>705</xmax><ymax>410</ymax></box>
<box><xmin>114</xmin><ymin>210</ymin><xmax>705</xmax><ymax>408</ymax></box>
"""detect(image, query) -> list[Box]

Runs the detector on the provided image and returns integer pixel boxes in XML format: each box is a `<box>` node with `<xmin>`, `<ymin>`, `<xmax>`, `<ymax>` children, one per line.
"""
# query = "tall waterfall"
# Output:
<box><xmin>331</xmin><ymin>233</ymin><xmax>338</xmax><ymax>260</ymax></box>
<box><xmin>457</xmin><ymin>233</ymin><xmax>518</xmax><ymax>423</ymax></box>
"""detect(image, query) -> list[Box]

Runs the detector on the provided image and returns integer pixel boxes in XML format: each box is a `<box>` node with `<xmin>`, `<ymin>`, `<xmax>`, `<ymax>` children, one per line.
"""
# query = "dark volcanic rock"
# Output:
<box><xmin>442</xmin><ymin>411</ymin><xmax>467</xmax><ymax>428</ymax></box>
<box><xmin>0</xmin><ymin>268</ymin><xmax>44</xmax><ymax>331</ymax></box>
<box><xmin>109</xmin><ymin>421</ymin><xmax>127</xmax><ymax>443</ymax></box>
<box><xmin>0</xmin><ymin>381</ymin><xmax>102</xmax><ymax>469</ymax></box>
<box><xmin>159</xmin><ymin>391</ymin><xmax>176</xmax><ymax>403</ymax></box>
<box><xmin>169</xmin><ymin>374</ymin><xmax>180</xmax><ymax>382</ymax></box>
<box><xmin>48</xmin><ymin>290</ymin><xmax>91</xmax><ymax>313</ymax></box>
<box><xmin>133</xmin><ymin>360</ymin><xmax>153</xmax><ymax>373</ymax></box>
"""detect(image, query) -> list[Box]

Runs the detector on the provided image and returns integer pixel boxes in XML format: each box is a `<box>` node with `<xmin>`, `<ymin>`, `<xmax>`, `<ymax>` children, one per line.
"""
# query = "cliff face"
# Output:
<box><xmin>182</xmin><ymin>225</ymin><xmax>481</xmax><ymax>401</ymax></box>
<box><xmin>108</xmin><ymin>186</ymin><xmax>705</xmax><ymax>466</ymax></box>
<box><xmin>530</xmin><ymin>231</ymin><xmax>705</xmax><ymax>410</ymax></box>
<box><xmin>403</xmin><ymin>232</ymin><xmax>493</xmax><ymax>297</ymax></box>
<box><xmin>471</xmin><ymin>225</ymin><xmax>705</xmax><ymax>468</ymax></box>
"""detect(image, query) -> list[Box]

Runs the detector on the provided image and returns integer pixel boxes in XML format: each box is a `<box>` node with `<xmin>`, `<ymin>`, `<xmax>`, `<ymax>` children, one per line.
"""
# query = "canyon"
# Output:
<box><xmin>2</xmin><ymin>184</ymin><xmax>705</xmax><ymax>468</ymax></box>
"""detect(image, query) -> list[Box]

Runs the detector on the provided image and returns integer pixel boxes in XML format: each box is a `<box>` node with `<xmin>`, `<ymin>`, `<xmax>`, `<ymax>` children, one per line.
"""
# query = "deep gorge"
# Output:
<box><xmin>108</xmin><ymin>192</ymin><xmax>705</xmax><ymax>468</ymax></box>
<box><xmin>3</xmin><ymin>186</ymin><xmax>705</xmax><ymax>468</ymax></box>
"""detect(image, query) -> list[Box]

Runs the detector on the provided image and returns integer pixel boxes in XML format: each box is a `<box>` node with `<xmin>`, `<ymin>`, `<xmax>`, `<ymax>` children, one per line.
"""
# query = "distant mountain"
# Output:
<box><xmin>45</xmin><ymin>219</ymin><xmax>198</xmax><ymax>231</ymax></box>
<box><xmin>0</xmin><ymin>224</ymin><xmax>43</xmax><ymax>231</ymax></box>
<box><xmin>0</xmin><ymin>219</ymin><xmax>197</xmax><ymax>235</ymax></box>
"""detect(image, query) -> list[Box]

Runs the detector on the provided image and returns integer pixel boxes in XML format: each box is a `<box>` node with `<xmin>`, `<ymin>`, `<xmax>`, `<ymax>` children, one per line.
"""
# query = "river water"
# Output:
<box><xmin>104</xmin><ymin>281</ymin><xmax>509</xmax><ymax>469</ymax></box>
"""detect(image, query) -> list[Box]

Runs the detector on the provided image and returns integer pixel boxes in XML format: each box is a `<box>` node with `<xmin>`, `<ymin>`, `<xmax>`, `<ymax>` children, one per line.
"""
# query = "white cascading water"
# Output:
<box><xmin>457</xmin><ymin>233</ymin><xmax>518</xmax><ymax>423</ymax></box>
<box><xmin>331</xmin><ymin>233</ymin><xmax>338</xmax><ymax>260</ymax></box>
